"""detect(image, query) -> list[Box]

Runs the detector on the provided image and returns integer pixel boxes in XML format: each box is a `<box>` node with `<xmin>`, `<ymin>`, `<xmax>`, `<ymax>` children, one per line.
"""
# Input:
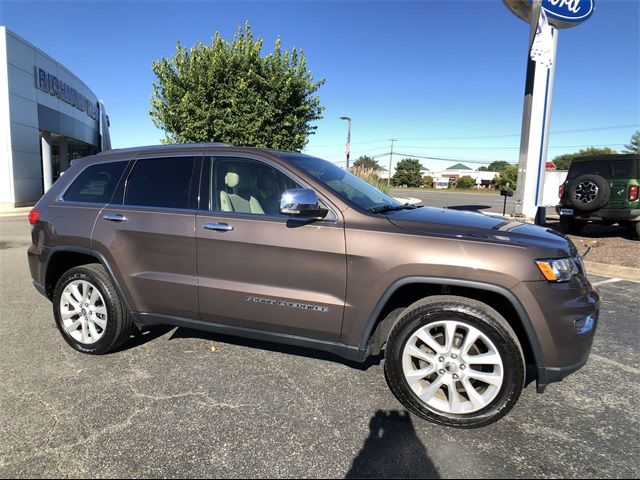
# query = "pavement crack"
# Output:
<box><xmin>127</xmin><ymin>385</ymin><xmax>253</xmax><ymax>410</ymax></box>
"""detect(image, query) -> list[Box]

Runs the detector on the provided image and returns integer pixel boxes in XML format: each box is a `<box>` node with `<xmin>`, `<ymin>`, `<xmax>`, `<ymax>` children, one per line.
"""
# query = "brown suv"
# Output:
<box><xmin>28</xmin><ymin>144</ymin><xmax>599</xmax><ymax>428</ymax></box>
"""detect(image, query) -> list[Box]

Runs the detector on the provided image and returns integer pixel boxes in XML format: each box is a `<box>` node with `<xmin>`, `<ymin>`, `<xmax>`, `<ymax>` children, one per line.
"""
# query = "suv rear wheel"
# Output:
<box><xmin>384</xmin><ymin>296</ymin><xmax>525</xmax><ymax>428</ymax></box>
<box><xmin>53</xmin><ymin>264</ymin><xmax>134</xmax><ymax>354</ymax></box>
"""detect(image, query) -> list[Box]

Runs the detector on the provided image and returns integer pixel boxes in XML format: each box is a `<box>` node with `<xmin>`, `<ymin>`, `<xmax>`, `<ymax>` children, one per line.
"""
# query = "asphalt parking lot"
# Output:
<box><xmin>1</xmin><ymin>215</ymin><xmax>639</xmax><ymax>478</ymax></box>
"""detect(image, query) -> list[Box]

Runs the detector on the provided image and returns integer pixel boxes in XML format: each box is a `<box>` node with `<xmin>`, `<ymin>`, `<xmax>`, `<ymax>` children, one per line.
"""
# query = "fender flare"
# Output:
<box><xmin>45</xmin><ymin>245</ymin><xmax>135</xmax><ymax>314</ymax></box>
<box><xmin>356</xmin><ymin>276</ymin><xmax>544</xmax><ymax>366</ymax></box>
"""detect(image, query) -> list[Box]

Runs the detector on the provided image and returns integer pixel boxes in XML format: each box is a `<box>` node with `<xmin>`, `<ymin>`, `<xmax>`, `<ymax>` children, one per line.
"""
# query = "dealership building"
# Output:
<box><xmin>0</xmin><ymin>27</ymin><xmax>111</xmax><ymax>207</ymax></box>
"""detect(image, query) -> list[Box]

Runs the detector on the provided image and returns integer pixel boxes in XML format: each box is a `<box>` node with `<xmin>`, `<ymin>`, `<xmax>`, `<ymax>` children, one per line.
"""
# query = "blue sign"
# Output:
<box><xmin>532</xmin><ymin>0</ymin><xmax>594</xmax><ymax>23</ymax></box>
<box><xmin>504</xmin><ymin>0</ymin><xmax>595</xmax><ymax>29</ymax></box>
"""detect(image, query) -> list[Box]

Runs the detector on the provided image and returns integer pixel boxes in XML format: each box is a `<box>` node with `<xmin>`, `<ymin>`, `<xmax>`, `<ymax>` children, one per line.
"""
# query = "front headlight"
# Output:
<box><xmin>535</xmin><ymin>257</ymin><xmax>580</xmax><ymax>282</ymax></box>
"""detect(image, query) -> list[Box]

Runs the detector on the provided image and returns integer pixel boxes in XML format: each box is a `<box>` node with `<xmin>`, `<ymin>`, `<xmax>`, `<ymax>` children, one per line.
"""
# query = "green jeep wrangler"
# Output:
<box><xmin>556</xmin><ymin>154</ymin><xmax>640</xmax><ymax>238</ymax></box>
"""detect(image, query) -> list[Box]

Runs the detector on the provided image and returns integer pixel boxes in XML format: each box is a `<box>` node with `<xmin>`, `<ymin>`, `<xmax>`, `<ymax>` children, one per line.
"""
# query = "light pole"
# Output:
<box><xmin>388</xmin><ymin>139</ymin><xmax>397</xmax><ymax>186</ymax></box>
<box><xmin>339</xmin><ymin>116</ymin><xmax>351</xmax><ymax>169</ymax></box>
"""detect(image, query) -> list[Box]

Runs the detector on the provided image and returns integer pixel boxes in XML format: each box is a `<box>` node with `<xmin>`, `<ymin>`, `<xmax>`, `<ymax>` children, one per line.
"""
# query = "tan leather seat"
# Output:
<box><xmin>220</xmin><ymin>170</ymin><xmax>265</xmax><ymax>214</ymax></box>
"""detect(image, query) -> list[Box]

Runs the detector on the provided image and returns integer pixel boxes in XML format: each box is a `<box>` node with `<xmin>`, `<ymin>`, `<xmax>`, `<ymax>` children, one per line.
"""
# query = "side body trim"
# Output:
<box><xmin>134</xmin><ymin>312</ymin><xmax>361</xmax><ymax>361</ymax></box>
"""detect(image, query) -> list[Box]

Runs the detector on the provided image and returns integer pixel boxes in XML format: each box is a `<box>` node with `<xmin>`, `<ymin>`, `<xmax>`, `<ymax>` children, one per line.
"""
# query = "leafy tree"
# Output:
<box><xmin>457</xmin><ymin>175</ymin><xmax>476</xmax><ymax>189</ymax></box>
<box><xmin>392</xmin><ymin>158</ymin><xmax>424</xmax><ymax>187</ymax></box>
<box><xmin>552</xmin><ymin>146</ymin><xmax>617</xmax><ymax>170</ymax></box>
<box><xmin>352</xmin><ymin>155</ymin><xmax>382</xmax><ymax>171</ymax></box>
<box><xmin>491</xmin><ymin>165</ymin><xmax>518</xmax><ymax>191</ymax></box>
<box><xmin>623</xmin><ymin>130</ymin><xmax>640</xmax><ymax>154</ymax></box>
<box><xmin>422</xmin><ymin>175</ymin><xmax>434</xmax><ymax>188</ymax></box>
<box><xmin>486</xmin><ymin>161</ymin><xmax>512</xmax><ymax>172</ymax></box>
<box><xmin>150</xmin><ymin>22</ymin><xmax>324</xmax><ymax>150</ymax></box>
<box><xmin>477</xmin><ymin>166</ymin><xmax>489</xmax><ymax>172</ymax></box>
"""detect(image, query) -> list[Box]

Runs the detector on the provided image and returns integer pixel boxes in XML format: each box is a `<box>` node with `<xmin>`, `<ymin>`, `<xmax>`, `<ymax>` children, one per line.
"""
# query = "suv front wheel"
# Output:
<box><xmin>384</xmin><ymin>296</ymin><xmax>525</xmax><ymax>428</ymax></box>
<box><xmin>53</xmin><ymin>263</ymin><xmax>134</xmax><ymax>354</ymax></box>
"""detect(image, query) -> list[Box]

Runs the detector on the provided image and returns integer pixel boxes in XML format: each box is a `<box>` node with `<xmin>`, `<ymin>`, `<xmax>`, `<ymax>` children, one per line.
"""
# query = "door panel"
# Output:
<box><xmin>196</xmin><ymin>157</ymin><xmax>347</xmax><ymax>341</ymax></box>
<box><xmin>196</xmin><ymin>214</ymin><xmax>346</xmax><ymax>340</ymax></box>
<box><xmin>91</xmin><ymin>156</ymin><xmax>199</xmax><ymax>319</ymax></box>
<box><xmin>93</xmin><ymin>207</ymin><xmax>198</xmax><ymax>318</ymax></box>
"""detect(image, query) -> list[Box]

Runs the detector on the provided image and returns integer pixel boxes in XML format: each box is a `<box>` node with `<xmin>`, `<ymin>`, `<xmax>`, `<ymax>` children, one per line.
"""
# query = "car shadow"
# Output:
<box><xmin>346</xmin><ymin>410</ymin><xmax>440</xmax><ymax>479</ymax></box>
<box><xmin>547</xmin><ymin>220</ymin><xmax>636</xmax><ymax>239</ymax></box>
<box><xmin>111</xmin><ymin>324</ymin><xmax>176</xmax><ymax>353</ymax></box>
<box><xmin>447</xmin><ymin>204</ymin><xmax>491</xmax><ymax>212</ymax></box>
<box><xmin>168</xmin><ymin>327</ymin><xmax>383</xmax><ymax>371</ymax></box>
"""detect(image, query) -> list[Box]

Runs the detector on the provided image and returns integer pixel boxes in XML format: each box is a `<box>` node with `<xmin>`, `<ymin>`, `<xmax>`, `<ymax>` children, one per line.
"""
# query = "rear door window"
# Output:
<box><xmin>568</xmin><ymin>161</ymin><xmax>610</xmax><ymax>179</ymax></box>
<box><xmin>124</xmin><ymin>157</ymin><xmax>195</xmax><ymax>209</ymax></box>
<box><xmin>63</xmin><ymin>161</ymin><xmax>127</xmax><ymax>204</ymax></box>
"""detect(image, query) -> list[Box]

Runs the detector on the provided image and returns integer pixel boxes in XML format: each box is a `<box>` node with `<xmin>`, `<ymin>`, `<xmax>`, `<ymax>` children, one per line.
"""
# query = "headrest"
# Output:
<box><xmin>225</xmin><ymin>172</ymin><xmax>240</xmax><ymax>188</ymax></box>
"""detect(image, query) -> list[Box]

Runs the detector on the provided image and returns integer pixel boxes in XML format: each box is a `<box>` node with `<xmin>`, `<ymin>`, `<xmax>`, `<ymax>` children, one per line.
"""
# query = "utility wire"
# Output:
<box><xmin>310</xmin><ymin>124</ymin><xmax>637</xmax><ymax>148</ymax></box>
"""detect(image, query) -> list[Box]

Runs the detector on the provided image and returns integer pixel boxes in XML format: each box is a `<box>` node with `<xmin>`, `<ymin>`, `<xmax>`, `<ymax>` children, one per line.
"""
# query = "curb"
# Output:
<box><xmin>585</xmin><ymin>261</ymin><xmax>640</xmax><ymax>283</ymax></box>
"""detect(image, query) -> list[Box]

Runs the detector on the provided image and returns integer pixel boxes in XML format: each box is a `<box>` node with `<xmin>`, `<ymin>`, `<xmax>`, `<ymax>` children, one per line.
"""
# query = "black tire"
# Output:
<box><xmin>559</xmin><ymin>216</ymin><xmax>586</xmax><ymax>235</ymax></box>
<box><xmin>568</xmin><ymin>174</ymin><xmax>610</xmax><ymax>212</ymax></box>
<box><xmin>384</xmin><ymin>295</ymin><xmax>525</xmax><ymax>429</ymax></box>
<box><xmin>635</xmin><ymin>222</ymin><xmax>640</xmax><ymax>240</ymax></box>
<box><xmin>52</xmin><ymin>263</ymin><xmax>134</xmax><ymax>354</ymax></box>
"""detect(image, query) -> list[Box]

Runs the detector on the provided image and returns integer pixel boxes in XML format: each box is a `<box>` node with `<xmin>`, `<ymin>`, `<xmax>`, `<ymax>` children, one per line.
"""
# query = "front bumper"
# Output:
<box><xmin>536</xmin><ymin>348</ymin><xmax>592</xmax><ymax>393</ymax></box>
<box><xmin>513</xmin><ymin>275</ymin><xmax>599</xmax><ymax>393</ymax></box>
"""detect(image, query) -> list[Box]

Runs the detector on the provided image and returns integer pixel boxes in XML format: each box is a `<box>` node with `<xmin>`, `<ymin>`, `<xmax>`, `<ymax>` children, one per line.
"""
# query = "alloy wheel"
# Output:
<box><xmin>402</xmin><ymin>320</ymin><xmax>504</xmax><ymax>414</ymax></box>
<box><xmin>59</xmin><ymin>280</ymin><xmax>108</xmax><ymax>344</ymax></box>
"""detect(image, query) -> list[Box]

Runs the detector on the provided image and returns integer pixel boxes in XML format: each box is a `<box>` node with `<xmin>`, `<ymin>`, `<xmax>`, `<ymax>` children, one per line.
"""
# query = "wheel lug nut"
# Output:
<box><xmin>439</xmin><ymin>357</ymin><xmax>445</xmax><ymax>362</ymax></box>
<box><xmin>460</xmin><ymin>365</ymin><xmax>466</xmax><ymax>370</ymax></box>
<box><xmin>451</xmin><ymin>354</ymin><xmax>457</xmax><ymax>359</ymax></box>
<box><xmin>453</xmin><ymin>374</ymin><xmax>459</xmax><ymax>380</ymax></box>
<box><xmin>439</xmin><ymin>369</ymin><xmax>445</xmax><ymax>375</ymax></box>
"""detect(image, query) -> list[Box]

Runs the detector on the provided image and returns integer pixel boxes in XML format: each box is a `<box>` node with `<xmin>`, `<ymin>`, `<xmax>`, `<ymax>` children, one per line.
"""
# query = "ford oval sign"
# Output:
<box><xmin>504</xmin><ymin>0</ymin><xmax>595</xmax><ymax>29</ymax></box>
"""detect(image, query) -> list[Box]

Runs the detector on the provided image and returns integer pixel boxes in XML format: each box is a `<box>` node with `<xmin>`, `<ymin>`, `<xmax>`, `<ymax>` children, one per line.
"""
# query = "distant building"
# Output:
<box><xmin>426</xmin><ymin>164</ymin><xmax>499</xmax><ymax>188</ymax></box>
<box><xmin>0</xmin><ymin>27</ymin><xmax>111</xmax><ymax>207</ymax></box>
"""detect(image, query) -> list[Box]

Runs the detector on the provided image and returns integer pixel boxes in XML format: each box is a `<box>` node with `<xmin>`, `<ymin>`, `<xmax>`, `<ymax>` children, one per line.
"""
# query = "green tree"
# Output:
<box><xmin>552</xmin><ymin>146</ymin><xmax>618</xmax><ymax>170</ymax></box>
<box><xmin>422</xmin><ymin>175</ymin><xmax>434</xmax><ymax>188</ymax></box>
<box><xmin>486</xmin><ymin>161</ymin><xmax>512</xmax><ymax>172</ymax></box>
<box><xmin>491</xmin><ymin>165</ymin><xmax>518</xmax><ymax>191</ymax></box>
<box><xmin>351</xmin><ymin>155</ymin><xmax>382</xmax><ymax>171</ymax></box>
<box><xmin>477</xmin><ymin>166</ymin><xmax>489</xmax><ymax>172</ymax></box>
<box><xmin>623</xmin><ymin>130</ymin><xmax>640</xmax><ymax>154</ymax></box>
<box><xmin>392</xmin><ymin>158</ymin><xmax>424</xmax><ymax>187</ymax></box>
<box><xmin>457</xmin><ymin>175</ymin><xmax>476</xmax><ymax>189</ymax></box>
<box><xmin>150</xmin><ymin>22</ymin><xmax>324</xmax><ymax>150</ymax></box>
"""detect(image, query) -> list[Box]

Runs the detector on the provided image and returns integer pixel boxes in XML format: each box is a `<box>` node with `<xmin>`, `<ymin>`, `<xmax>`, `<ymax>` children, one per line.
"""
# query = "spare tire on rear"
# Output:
<box><xmin>569</xmin><ymin>174</ymin><xmax>610</xmax><ymax>212</ymax></box>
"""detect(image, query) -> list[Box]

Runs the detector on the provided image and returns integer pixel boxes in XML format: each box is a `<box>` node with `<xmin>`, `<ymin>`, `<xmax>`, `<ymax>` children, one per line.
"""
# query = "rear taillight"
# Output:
<box><xmin>559</xmin><ymin>185</ymin><xmax>566</xmax><ymax>199</ymax></box>
<box><xmin>629</xmin><ymin>185</ymin><xmax>639</xmax><ymax>202</ymax></box>
<box><xmin>28</xmin><ymin>209</ymin><xmax>40</xmax><ymax>225</ymax></box>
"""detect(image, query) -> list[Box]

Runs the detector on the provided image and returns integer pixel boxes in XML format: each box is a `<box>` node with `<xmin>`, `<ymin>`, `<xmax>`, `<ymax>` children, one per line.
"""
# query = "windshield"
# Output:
<box><xmin>282</xmin><ymin>153</ymin><xmax>402</xmax><ymax>211</ymax></box>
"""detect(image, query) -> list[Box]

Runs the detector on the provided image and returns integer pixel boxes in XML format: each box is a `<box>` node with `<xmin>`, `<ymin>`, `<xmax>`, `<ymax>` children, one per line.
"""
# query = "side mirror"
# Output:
<box><xmin>280</xmin><ymin>189</ymin><xmax>328</xmax><ymax>220</ymax></box>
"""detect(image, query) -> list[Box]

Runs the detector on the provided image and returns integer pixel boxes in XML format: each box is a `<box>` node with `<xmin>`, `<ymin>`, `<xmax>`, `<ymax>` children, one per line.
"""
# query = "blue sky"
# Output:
<box><xmin>2</xmin><ymin>0</ymin><xmax>638</xmax><ymax>171</ymax></box>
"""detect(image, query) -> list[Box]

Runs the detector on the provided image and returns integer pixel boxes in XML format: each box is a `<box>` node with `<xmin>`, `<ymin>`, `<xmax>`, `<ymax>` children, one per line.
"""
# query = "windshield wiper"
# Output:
<box><xmin>369</xmin><ymin>203</ymin><xmax>419</xmax><ymax>214</ymax></box>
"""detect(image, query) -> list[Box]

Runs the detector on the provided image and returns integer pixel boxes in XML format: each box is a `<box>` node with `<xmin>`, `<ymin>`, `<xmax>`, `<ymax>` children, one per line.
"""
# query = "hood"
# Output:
<box><xmin>386</xmin><ymin>207</ymin><xmax>576</xmax><ymax>258</ymax></box>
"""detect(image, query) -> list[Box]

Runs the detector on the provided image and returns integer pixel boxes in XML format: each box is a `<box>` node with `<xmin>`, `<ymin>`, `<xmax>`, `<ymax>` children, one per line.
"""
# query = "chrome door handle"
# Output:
<box><xmin>103</xmin><ymin>214</ymin><xmax>128</xmax><ymax>222</ymax></box>
<box><xmin>203</xmin><ymin>222</ymin><xmax>234</xmax><ymax>232</ymax></box>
